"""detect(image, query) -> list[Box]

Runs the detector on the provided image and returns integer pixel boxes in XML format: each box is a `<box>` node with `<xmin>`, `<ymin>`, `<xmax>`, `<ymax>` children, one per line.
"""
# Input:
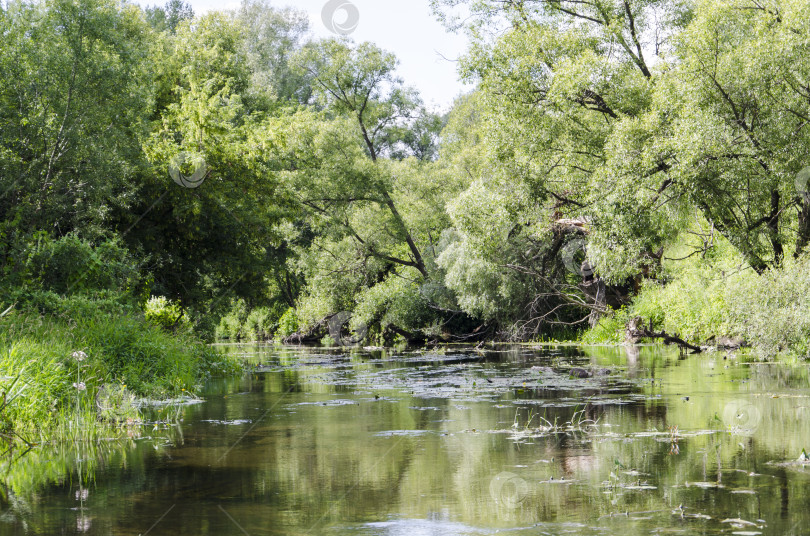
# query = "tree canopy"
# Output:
<box><xmin>2</xmin><ymin>0</ymin><xmax>810</xmax><ymax>343</ymax></box>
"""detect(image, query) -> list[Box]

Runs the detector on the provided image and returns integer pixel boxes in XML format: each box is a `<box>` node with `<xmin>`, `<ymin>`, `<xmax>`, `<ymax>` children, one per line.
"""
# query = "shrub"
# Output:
<box><xmin>144</xmin><ymin>296</ymin><xmax>190</xmax><ymax>333</ymax></box>
<box><xmin>581</xmin><ymin>228</ymin><xmax>810</xmax><ymax>358</ymax></box>
<box><xmin>581</xmin><ymin>307</ymin><xmax>631</xmax><ymax>344</ymax></box>
<box><xmin>585</xmin><ymin>229</ymin><xmax>745</xmax><ymax>345</ymax></box>
<box><xmin>242</xmin><ymin>305</ymin><xmax>287</xmax><ymax>341</ymax></box>
<box><xmin>17</xmin><ymin>289</ymin><xmax>135</xmax><ymax>319</ymax></box>
<box><xmin>276</xmin><ymin>307</ymin><xmax>299</xmax><ymax>339</ymax></box>
<box><xmin>727</xmin><ymin>255</ymin><xmax>810</xmax><ymax>358</ymax></box>
<box><xmin>630</xmin><ymin>272</ymin><xmax>731</xmax><ymax>343</ymax></box>
<box><xmin>1</xmin><ymin>234</ymin><xmax>141</xmax><ymax>323</ymax></box>
<box><xmin>215</xmin><ymin>299</ymin><xmax>249</xmax><ymax>340</ymax></box>
<box><xmin>353</xmin><ymin>273</ymin><xmax>434</xmax><ymax>334</ymax></box>
<box><xmin>17</xmin><ymin>233</ymin><xmax>139</xmax><ymax>297</ymax></box>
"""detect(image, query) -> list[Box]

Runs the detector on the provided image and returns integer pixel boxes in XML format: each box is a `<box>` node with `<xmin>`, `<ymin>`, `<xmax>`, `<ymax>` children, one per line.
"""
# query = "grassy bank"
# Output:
<box><xmin>0</xmin><ymin>310</ymin><xmax>241</xmax><ymax>445</ymax></box>
<box><xmin>583</xmin><ymin>232</ymin><xmax>810</xmax><ymax>359</ymax></box>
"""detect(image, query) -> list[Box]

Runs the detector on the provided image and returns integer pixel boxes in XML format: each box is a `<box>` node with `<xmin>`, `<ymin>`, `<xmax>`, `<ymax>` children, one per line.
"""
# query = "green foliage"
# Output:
<box><xmin>76</xmin><ymin>315</ymin><xmax>225</xmax><ymax>396</ymax></box>
<box><xmin>16</xmin><ymin>291</ymin><xmax>135</xmax><ymax>320</ymax></box>
<box><xmin>353</xmin><ymin>271</ymin><xmax>433</xmax><ymax>333</ymax></box>
<box><xmin>0</xmin><ymin>0</ymin><xmax>154</xmax><ymax>237</ymax></box>
<box><xmin>215</xmin><ymin>299</ymin><xmax>249</xmax><ymax>340</ymax></box>
<box><xmin>23</xmin><ymin>234</ymin><xmax>138</xmax><ymax>295</ymax></box>
<box><xmin>3</xmin><ymin>0</ymin><xmax>810</xmax><ymax>357</ymax></box>
<box><xmin>0</xmin><ymin>234</ymin><xmax>141</xmax><ymax>322</ymax></box>
<box><xmin>243</xmin><ymin>305</ymin><xmax>287</xmax><ymax>341</ymax></box>
<box><xmin>145</xmin><ymin>0</ymin><xmax>193</xmax><ymax>33</ymax></box>
<box><xmin>276</xmin><ymin>307</ymin><xmax>299</xmax><ymax>339</ymax></box>
<box><xmin>236</xmin><ymin>0</ymin><xmax>311</xmax><ymax>103</ymax></box>
<box><xmin>214</xmin><ymin>301</ymin><xmax>289</xmax><ymax>341</ymax></box>
<box><xmin>144</xmin><ymin>296</ymin><xmax>190</xmax><ymax>333</ymax></box>
<box><xmin>727</xmin><ymin>255</ymin><xmax>810</xmax><ymax>358</ymax></box>
<box><xmin>632</xmin><ymin>277</ymin><xmax>730</xmax><ymax>345</ymax></box>
<box><xmin>0</xmin><ymin>339</ymin><xmax>74</xmax><ymax>438</ymax></box>
<box><xmin>296</xmin><ymin>39</ymin><xmax>421</xmax><ymax>158</ymax></box>
<box><xmin>582</xmin><ymin>230</ymin><xmax>810</xmax><ymax>358</ymax></box>
<box><xmin>0</xmin><ymin>311</ymin><xmax>240</xmax><ymax>442</ymax></box>
<box><xmin>626</xmin><ymin>230</ymin><xmax>742</xmax><ymax>343</ymax></box>
<box><xmin>2</xmin><ymin>234</ymin><xmax>139</xmax><ymax>301</ymax></box>
<box><xmin>581</xmin><ymin>308</ymin><xmax>632</xmax><ymax>345</ymax></box>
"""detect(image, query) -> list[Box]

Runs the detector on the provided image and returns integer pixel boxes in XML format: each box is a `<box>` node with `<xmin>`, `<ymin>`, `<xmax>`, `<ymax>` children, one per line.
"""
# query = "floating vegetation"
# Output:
<box><xmin>3</xmin><ymin>344</ymin><xmax>810</xmax><ymax>534</ymax></box>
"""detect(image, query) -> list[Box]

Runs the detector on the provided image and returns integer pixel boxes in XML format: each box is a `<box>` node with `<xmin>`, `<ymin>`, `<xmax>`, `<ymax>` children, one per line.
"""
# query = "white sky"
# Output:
<box><xmin>133</xmin><ymin>0</ymin><xmax>471</xmax><ymax>111</ymax></box>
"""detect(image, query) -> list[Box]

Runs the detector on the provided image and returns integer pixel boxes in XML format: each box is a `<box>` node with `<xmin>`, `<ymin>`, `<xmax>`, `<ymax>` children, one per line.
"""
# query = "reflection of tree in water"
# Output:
<box><xmin>4</xmin><ymin>346</ymin><xmax>810</xmax><ymax>534</ymax></box>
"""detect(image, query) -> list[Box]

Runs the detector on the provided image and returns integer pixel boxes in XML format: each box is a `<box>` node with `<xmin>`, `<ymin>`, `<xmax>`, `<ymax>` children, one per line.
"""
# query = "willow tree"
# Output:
<box><xmin>274</xmin><ymin>40</ymin><xmax>468</xmax><ymax>338</ymax></box>
<box><xmin>428</xmin><ymin>0</ymin><xmax>687</xmax><ymax>335</ymax></box>
<box><xmin>653</xmin><ymin>0</ymin><xmax>810</xmax><ymax>268</ymax></box>
<box><xmin>433</xmin><ymin>0</ymin><xmax>810</xmax><ymax>335</ymax></box>
<box><xmin>294</xmin><ymin>39</ymin><xmax>431</xmax><ymax>279</ymax></box>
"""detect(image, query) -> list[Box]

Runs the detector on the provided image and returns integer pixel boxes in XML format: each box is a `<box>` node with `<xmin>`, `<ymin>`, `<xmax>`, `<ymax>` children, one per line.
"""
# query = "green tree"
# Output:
<box><xmin>145</xmin><ymin>0</ymin><xmax>194</xmax><ymax>34</ymax></box>
<box><xmin>235</xmin><ymin>0</ymin><xmax>312</xmax><ymax>104</ymax></box>
<box><xmin>131</xmin><ymin>12</ymin><xmax>292</xmax><ymax>321</ymax></box>
<box><xmin>294</xmin><ymin>39</ymin><xmax>430</xmax><ymax>279</ymax></box>
<box><xmin>0</xmin><ymin>0</ymin><xmax>153</xmax><ymax>239</ymax></box>
<box><xmin>658</xmin><ymin>0</ymin><xmax>810</xmax><ymax>266</ymax></box>
<box><xmin>427</xmin><ymin>0</ymin><xmax>682</xmax><ymax>334</ymax></box>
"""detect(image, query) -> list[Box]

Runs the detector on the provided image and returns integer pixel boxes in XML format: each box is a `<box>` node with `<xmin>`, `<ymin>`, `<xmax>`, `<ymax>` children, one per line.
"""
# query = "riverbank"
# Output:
<box><xmin>208</xmin><ymin>233</ymin><xmax>810</xmax><ymax>360</ymax></box>
<box><xmin>0</xmin><ymin>310</ymin><xmax>241</xmax><ymax>447</ymax></box>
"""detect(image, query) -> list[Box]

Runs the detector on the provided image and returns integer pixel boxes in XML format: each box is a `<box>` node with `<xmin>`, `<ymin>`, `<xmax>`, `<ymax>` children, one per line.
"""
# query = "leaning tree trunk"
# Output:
<box><xmin>585</xmin><ymin>277</ymin><xmax>607</xmax><ymax>327</ymax></box>
<box><xmin>797</xmin><ymin>201</ymin><xmax>810</xmax><ymax>257</ymax></box>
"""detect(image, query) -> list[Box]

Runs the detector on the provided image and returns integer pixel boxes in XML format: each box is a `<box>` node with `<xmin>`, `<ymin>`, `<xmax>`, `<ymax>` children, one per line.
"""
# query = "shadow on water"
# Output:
<box><xmin>2</xmin><ymin>343</ymin><xmax>810</xmax><ymax>535</ymax></box>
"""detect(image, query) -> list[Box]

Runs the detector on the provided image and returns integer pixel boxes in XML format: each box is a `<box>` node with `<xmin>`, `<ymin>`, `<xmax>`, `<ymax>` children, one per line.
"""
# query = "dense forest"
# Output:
<box><xmin>2</xmin><ymin>0</ymin><xmax>810</xmax><ymax>357</ymax></box>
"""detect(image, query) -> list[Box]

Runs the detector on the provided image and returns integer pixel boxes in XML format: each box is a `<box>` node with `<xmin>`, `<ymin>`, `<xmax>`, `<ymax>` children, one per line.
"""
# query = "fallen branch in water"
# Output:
<box><xmin>627</xmin><ymin>317</ymin><xmax>702</xmax><ymax>354</ymax></box>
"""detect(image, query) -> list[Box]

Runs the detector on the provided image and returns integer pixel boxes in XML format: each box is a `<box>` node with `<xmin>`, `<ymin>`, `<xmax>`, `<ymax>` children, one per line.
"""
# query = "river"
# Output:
<box><xmin>2</xmin><ymin>344</ymin><xmax>809</xmax><ymax>535</ymax></box>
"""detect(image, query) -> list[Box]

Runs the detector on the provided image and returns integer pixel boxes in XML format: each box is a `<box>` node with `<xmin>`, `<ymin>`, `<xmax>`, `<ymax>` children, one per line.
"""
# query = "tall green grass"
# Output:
<box><xmin>0</xmin><ymin>311</ymin><xmax>241</xmax><ymax>444</ymax></box>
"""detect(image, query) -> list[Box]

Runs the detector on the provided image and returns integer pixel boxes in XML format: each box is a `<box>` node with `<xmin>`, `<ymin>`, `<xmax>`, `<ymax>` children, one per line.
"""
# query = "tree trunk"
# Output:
<box><xmin>381</xmin><ymin>191</ymin><xmax>428</xmax><ymax>279</ymax></box>
<box><xmin>359</xmin><ymin>118</ymin><xmax>428</xmax><ymax>279</ymax></box>
<box><xmin>797</xmin><ymin>201</ymin><xmax>810</xmax><ymax>257</ymax></box>
<box><xmin>768</xmin><ymin>189</ymin><xmax>783</xmax><ymax>264</ymax></box>
<box><xmin>587</xmin><ymin>278</ymin><xmax>607</xmax><ymax>327</ymax></box>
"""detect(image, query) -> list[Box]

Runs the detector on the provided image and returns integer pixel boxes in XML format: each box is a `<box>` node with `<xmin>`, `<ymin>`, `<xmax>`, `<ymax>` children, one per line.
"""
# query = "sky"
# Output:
<box><xmin>133</xmin><ymin>0</ymin><xmax>471</xmax><ymax>111</ymax></box>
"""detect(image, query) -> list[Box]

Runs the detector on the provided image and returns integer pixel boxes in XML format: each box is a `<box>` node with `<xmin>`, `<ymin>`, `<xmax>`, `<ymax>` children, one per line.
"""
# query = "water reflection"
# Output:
<box><xmin>1</xmin><ymin>344</ymin><xmax>809</xmax><ymax>535</ymax></box>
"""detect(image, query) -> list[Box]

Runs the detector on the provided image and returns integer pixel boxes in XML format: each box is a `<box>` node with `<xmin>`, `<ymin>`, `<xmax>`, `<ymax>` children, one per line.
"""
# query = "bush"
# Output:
<box><xmin>243</xmin><ymin>308</ymin><xmax>269</xmax><ymax>340</ymax></box>
<box><xmin>14</xmin><ymin>233</ymin><xmax>139</xmax><ymax>297</ymax></box>
<box><xmin>242</xmin><ymin>305</ymin><xmax>288</xmax><ymax>341</ymax></box>
<box><xmin>630</xmin><ymin>272</ymin><xmax>731</xmax><ymax>344</ymax></box>
<box><xmin>276</xmin><ymin>307</ymin><xmax>299</xmax><ymax>339</ymax></box>
<box><xmin>213</xmin><ymin>301</ymin><xmax>294</xmax><ymax>341</ymax></box>
<box><xmin>16</xmin><ymin>289</ymin><xmax>135</xmax><ymax>319</ymax></box>
<box><xmin>353</xmin><ymin>273</ymin><xmax>434</xmax><ymax>334</ymax></box>
<box><xmin>584</xmin><ymin>229</ymin><xmax>744</xmax><ymax>345</ymax></box>
<box><xmin>144</xmin><ymin>296</ymin><xmax>190</xmax><ymax>333</ymax></box>
<box><xmin>1</xmin><ymin>234</ymin><xmax>141</xmax><ymax>324</ymax></box>
<box><xmin>581</xmin><ymin>228</ymin><xmax>810</xmax><ymax>359</ymax></box>
<box><xmin>214</xmin><ymin>299</ymin><xmax>249</xmax><ymax>340</ymax></box>
<box><xmin>727</xmin><ymin>255</ymin><xmax>810</xmax><ymax>358</ymax></box>
<box><xmin>581</xmin><ymin>307</ymin><xmax>631</xmax><ymax>344</ymax></box>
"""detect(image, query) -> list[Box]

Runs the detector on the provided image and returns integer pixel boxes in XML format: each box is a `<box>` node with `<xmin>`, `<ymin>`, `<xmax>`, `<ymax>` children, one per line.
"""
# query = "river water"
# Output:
<box><xmin>2</xmin><ymin>344</ymin><xmax>810</xmax><ymax>535</ymax></box>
